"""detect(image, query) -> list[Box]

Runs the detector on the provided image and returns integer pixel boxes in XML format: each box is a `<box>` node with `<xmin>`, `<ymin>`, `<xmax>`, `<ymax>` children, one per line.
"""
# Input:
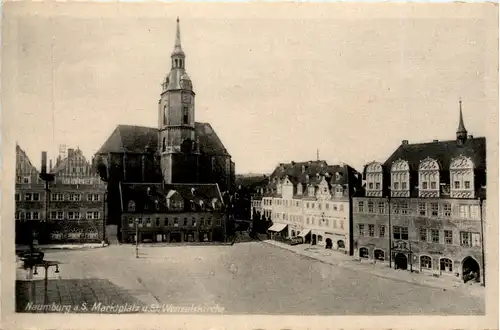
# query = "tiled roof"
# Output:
<box><xmin>383</xmin><ymin>137</ymin><xmax>486</xmax><ymax>171</ymax></box>
<box><xmin>119</xmin><ymin>182</ymin><xmax>223</xmax><ymax>213</ymax></box>
<box><xmin>96</xmin><ymin>123</ymin><xmax>230</xmax><ymax>157</ymax></box>
<box><xmin>96</xmin><ymin>125</ymin><xmax>158</xmax><ymax>154</ymax></box>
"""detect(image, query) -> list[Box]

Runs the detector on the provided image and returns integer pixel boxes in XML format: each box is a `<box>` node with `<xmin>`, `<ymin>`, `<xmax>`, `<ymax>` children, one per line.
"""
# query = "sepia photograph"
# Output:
<box><xmin>1</xmin><ymin>2</ymin><xmax>498</xmax><ymax>329</ymax></box>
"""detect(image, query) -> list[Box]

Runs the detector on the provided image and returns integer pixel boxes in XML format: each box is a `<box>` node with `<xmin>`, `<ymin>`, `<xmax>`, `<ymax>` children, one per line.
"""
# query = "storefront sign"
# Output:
<box><xmin>427</xmin><ymin>251</ymin><xmax>443</xmax><ymax>255</ymax></box>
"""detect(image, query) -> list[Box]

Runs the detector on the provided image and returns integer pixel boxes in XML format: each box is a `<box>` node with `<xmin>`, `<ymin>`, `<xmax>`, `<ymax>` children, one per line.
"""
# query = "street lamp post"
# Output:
<box><xmin>135</xmin><ymin>218</ymin><xmax>139</xmax><ymax>258</ymax></box>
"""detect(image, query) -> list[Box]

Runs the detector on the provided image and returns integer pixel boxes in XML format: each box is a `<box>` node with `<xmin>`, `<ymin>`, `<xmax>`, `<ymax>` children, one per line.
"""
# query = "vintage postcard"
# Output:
<box><xmin>1</xmin><ymin>2</ymin><xmax>498</xmax><ymax>329</ymax></box>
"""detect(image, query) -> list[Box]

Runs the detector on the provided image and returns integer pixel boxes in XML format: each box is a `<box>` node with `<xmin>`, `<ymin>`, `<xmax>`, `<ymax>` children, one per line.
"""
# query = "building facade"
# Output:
<box><xmin>353</xmin><ymin>105</ymin><xmax>486</xmax><ymax>284</ymax></box>
<box><xmin>262</xmin><ymin>161</ymin><xmax>362</xmax><ymax>254</ymax></box>
<box><xmin>119</xmin><ymin>183</ymin><xmax>226</xmax><ymax>243</ymax></box>
<box><xmin>15</xmin><ymin>145</ymin><xmax>106</xmax><ymax>244</ymax></box>
<box><xmin>93</xmin><ymin>18</ymin><xmax>234</xmax><ymax>233</ymax></box>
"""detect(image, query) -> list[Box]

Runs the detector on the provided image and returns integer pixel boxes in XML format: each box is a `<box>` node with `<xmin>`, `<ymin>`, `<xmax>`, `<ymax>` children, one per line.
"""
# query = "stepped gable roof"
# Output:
<box><xmin>95</xmin><ymin>123</ymin><xmax>230</xmax><ymax>157</ymax></box>
<box><xmin>383</xmin><ymin>137</ymin><xmax>486</xmax><ymax>172</ymax></box>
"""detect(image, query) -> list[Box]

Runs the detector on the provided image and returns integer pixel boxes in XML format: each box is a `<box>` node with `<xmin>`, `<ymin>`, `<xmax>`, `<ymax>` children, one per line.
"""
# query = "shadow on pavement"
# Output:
<box><xmin>16</xmin><ymin>278</ymin><xmax>146</xmax><ymax>313</ymax></box>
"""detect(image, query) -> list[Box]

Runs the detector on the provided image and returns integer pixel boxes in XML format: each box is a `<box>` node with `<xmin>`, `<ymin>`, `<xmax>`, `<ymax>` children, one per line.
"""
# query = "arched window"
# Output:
<box><xmin>359</xmin><ymin>247</ymin><xmax>369</xmax><ymax>258</ymax></box>
<box><xmin>179</xmin><ymin>59</ymin><xmax>183</xmax><ymax>68</ymax></box>
<box><xmin>337</xmin><ymin>240</ymin><xmax>345</xmax><ymax>249</ymax></box>
<box><xmin>128</xmin><ymin>200</ymin><xmax>136</xmax><ymax>212</ymax></box>
<box><xmin>162</xmin><ymin>137</ymin><xmax>166</xmax><ymax>152</ymax></box>
<box><xmin>374</xmin><ymin>249</ymin><xmax>385</xmax><ymax>261</ymax></box>
<box><xmin>420</xmin><ymin>256</ymin><xmax>432</xmax><ymax>269</ymax></box>
<box><xmin>440</xmin><ymin>258</ymin><xmax>453</xmax><ymax>272</ymax></box>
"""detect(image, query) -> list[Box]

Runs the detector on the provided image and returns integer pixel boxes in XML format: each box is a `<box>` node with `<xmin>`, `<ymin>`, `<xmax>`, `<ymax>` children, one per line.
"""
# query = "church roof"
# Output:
<box><xmin>96</xmin><ymin>125</ymin><xmax>158</xmax><ymax>154</ymax></box>
<box><xmin>382</xmin><ymin>137</ymin><xmax>486</xmax><ymax>172</ymax></box>
<box><xmin>96</xmin><ymin>123</ymin><xmax>230</xmax><ymax>157</ymax></box>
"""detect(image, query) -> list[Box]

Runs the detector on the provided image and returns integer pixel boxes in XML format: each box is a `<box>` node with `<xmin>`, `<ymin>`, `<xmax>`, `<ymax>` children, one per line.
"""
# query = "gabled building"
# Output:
<box><xmin>93</xmin><ymin>18</ymin><xmax>234</xmax><ymax>236</ymax></box>
<box><xmin>119</xmin><ymin>183</ymin><xmax>226</xmax><ymax>243</ymax></box>
<box><xmin>15</xmin><ymin>145</ymin><xmax>106</xmax><ymax>244</ymax></box>
<box><xmin>262</xmin><ymin>160</ymin><xmax>362</xmax><ymax>254</ymax></box>
<box><xmin>353</xmin><ymin>103</ymin><xmax>487</xmax><ymax>285</ymax></box>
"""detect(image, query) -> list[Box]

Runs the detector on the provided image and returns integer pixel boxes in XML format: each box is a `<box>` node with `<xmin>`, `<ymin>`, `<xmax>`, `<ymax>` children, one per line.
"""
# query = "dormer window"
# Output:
<box><xmin>308</xmin><ymin>186</ymin><xmax>314</xmax><ymax>196</ymax></box>
<box><xmin>391</xmin><ymin>159</ymin><xmax>410</xmax><ymax>197</ymax></box>
<box><xmin>418</xmin><ymin>158</ymin><xmax>440</xmax><ymax>198</ymax></box>
<box><xmin>450</xmin><ymin>155</ymin><xmax>475</xmax><ymax>199</ymax></box>
<box><xmin>365</xmin><ymin>162</ymin><xmax>383</xmax><ymax>197</ymax></box>
<box><xmin>297</xmin><ymin>184</ymin><xmax>303</xmax><ymax>195</ymax></box>
<box><xmin>128</xmin><ymin>200</ymin><xmax>136</xmax><ymax>212</ymax></box>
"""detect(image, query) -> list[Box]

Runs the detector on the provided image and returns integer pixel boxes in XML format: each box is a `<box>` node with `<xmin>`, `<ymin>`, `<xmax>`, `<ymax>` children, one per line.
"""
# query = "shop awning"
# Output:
<box><xmin>268</xmin><ymin>223</ymin><xmax>288</xmax><ymax>232</ymax></box>
<box><xmin>298</xmin><ymin>228</ymin><xmax>311</xmax><ymax>237</ymax></box>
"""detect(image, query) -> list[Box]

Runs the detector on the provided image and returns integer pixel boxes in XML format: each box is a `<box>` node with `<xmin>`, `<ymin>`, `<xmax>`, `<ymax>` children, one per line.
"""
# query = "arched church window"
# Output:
<box><xmin>179</xmin><ymin>59</ymin><xmax>183</xmax><ymax>68</ymax></box>
<box><xmin>175</xmin><ymin>59</ymin><xmax>179</xmax><ymax>67</ymax></box>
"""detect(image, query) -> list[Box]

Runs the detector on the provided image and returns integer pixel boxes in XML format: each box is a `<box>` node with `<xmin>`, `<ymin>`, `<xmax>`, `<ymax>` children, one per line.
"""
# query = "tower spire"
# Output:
<box><xmin>172</xmin><ymin>17</ymin><xmax>185</xmax><ymax>58</ymax></box>
<box><xmin>456</xmin><ymin>98</ymin><xmax>468</xmax><ymax>144</ymax></box>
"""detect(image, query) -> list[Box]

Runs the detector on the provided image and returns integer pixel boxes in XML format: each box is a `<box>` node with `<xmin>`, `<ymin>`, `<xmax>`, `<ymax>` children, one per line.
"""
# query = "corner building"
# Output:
<box><xmin>353</xmin><ymin>104</ymin><xmax>486</xmax><ymax>284</ymax></box>
<box><xmin>94</xmin><ymin>18</ymin><xmax>235</xmax><ymax>238</ymax></box>
<box><xmin>262</xmin><ymin>161</ymin><xmax>362</xmax><ymax>255</ymax></box>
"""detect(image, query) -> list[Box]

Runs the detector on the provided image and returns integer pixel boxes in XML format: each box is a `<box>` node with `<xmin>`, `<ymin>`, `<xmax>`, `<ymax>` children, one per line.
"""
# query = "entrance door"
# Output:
<box><xmin>325</xmin><ymin>238</ymin><xmax>332</xmax><ymax>249</ymax></box>
<box><xmin>311</xmin><ymin>234</ymin><xmax>317</xmax><ymax>245</ymax></box>
<box><xmin>462</xmin><ymin>256</ymin><xmax>480</xmax><ymax>283</ymax></box>
<box><xmin>394</xmin><ymin>253</ymin><xmax>408</xmax><ymax>270</ymax></box>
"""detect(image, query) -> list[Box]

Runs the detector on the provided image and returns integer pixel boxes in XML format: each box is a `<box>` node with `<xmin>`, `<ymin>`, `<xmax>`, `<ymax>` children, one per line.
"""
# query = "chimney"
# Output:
<box><xmin>402</xmin><ymin>140</ymin><xmax>409</xmax><ymax>145</ymax></box>
<box><xmin>49</xmin><ymin>159</ymin><xmax>53</xmax><ymax>172</ymax></box>
<box><xmin>468</xmin><ymin>135</ymin><xmax>473</xmax><ymax>139</ymax></box>
<box><xmin>291</xmin><ymin>161</ymin><xmax>295</xmax><ymax>165</ymax></box>
<box><xmin>41</xmin><ymin>151</ymin><xmax>47</xmax><ymax>174</ymax></box>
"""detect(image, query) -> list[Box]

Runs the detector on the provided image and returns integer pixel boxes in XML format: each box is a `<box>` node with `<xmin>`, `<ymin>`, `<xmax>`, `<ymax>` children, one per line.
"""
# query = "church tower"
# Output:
<box><xmin>158</xmin><ymin>18</ymin><xmax>198</xmax><ymax>183</ymax></box>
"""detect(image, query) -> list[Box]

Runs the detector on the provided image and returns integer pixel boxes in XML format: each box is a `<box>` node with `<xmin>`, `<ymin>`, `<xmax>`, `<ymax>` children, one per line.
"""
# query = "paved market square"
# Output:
<box><xmin>16</xmin><ymin>242</ymin><xmax>484</xmax><ymax>315</ymax></box>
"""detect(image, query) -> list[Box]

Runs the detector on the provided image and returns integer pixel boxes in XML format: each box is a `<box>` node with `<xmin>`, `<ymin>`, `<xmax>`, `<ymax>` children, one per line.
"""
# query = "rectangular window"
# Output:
<box><xmin>392</xmin><ymin>202</ymin><xmax>400</xmax><ymax>214</ymax></box>
<box><xmin>15</xmin><ymin>193</ymin><xmax>20</xmax><ymax>201</ymax></box>
<box><xmin>431</xmin><ymin>203</ymin><xmax>439</xmax><ymax>217</ymax></box>
<box><xmin>25</xmin><ymin>212</ymin><xmax>32</xmax><ymax>220</ymax></box>
<box><xmin>23</xmin><ymin>177</ymin><xmax>30</xmax><ymax>184</ymax></box>
<box><xmin>444</xmin><ymin>230</ymin><xmax>453</xmax><ymax>244</ymax></box>
<box><xmin>431</xmin><ymin>229</ymin><xmax>440</xmax><ymax>243</ymax></box>
<box><xmin>51</xmin><ymin>211</ymin><xmax>57</xmax><ymax>219</ymax></box>
<box><xmin>470</xmin><ymin>205</ymin><xmax>479</xmax><ymax>220</ymax></box>
<box><xmin>183</xmin><ymin>218</ymin><xmax>188</xmax><ymax>226</ymax></box>
<box><xmin>217</xmin><ymin>218</ymin><xmax>221</xmax><ymax>226</ymax></box>
<box><xmin>358</xmin><ymin>201</ymin><xmax>364</xmax><ymax>212</ymax></box>
<box><xmin>464</xmin><ymin>181</ymin><xmax>471</xmax><ymax>189</ymax></box>
<box><xmin>155</xmin><ymin>218</ymin><xmax>160</xmax><ymax>226</ymax></box>
<box><xmin>401</xmin><ymin>227</ymin><xmax>408</xmax><ymax>240</ymax></box>
<box><xmin>87</xmin><ymin>194</ymin><xmax>93</xmax><ymax>201</ymax></box>
<box><xmin>58</xmin><ymin>194</ymin><xmax>64</xmax><ymax>201</ymax></box>
<box><xmin>33</xmin><ymin>193</ymin><xmax>40</xmax><ymax>201</ymax></box>
<box><xmin>394</xmin><ymin>182</ymin><xmax>399</xmax><ymax>190</ymax></box>
<box><xmin>333</xmin><ymin>220</ymin><xmax>337</xmax><ymax>228</ymax></box>
<box><xmin>86</xmin><ymin>212</ymin><xmax>93</xmax><ymax>219</ymax></box>
<box><xmin>443</xmin><ymin>203</ymin><xmax>451</xmax><ymax>217</ymax></box>
<box><xmin>207</xmin><ymin>218</ymin><xmax>212</xmax><ymax>226</ymax></box>
<box><xmin>400</xmin><ymin>202</ymin><xmax>408</xmax><ymax>215</ymax></box>
<box><xmin>368</xmin><ymin>201</ymin><xmax>374</xmax><ymax>213</ymax></box>
<box><xmin>459</xmin><ymin>205</ymin><xmax>468</xmax><ymax>218</ymax></box>
<box><xmin>325</xmin><ymin>203</ymin><xmax>330</xmax><ymax>210</ymax></box>
<box><xmin>339</xmin><ymin>205</ymin><xmax>344</xmax><ymax>212</ymax></box>
<box><xmin>430</xmin><ymin>182</ymin><xmax>437</xmax><ymax>189</ymax></box>
<box><xmin>146</xmin><ymin>218</ymin><xmax>152</xmax><ymax>227</ymax></box>
<box><xmin>57</xmin><ymin>211</ymin><xmax>64</xmax><ymax>220</ymax></box>
<box><xmin>379</xmin><ymin>225</ymin><xmax>385</xmax><ymax>237</ymax></box>
<box><xmin>25</xmin><ymin>193</ymin><xmax>32</xmax><ymax>201</ymax></box>
<box><xmin>401</xmin><ymin>182</ymin><xmax>407</xmax><ymax>190</ymax></box>
<box><xmin>378</xmin><ymin>202</ymin><xmax>385</xmax><ymax>214</ymax></box>
<box><xmin>375</xmin><ymin>183</ymin><xmax>381</xmax><ymax>190</ymax></box>
<box><xmin>471</xmin><ymin>233</ymin><xmax>481</xmax><ymax>247</ymax></box>
<box><xmin>393</xmin><ymin>226</ymin><xmax>401</xmax><ymax>240</ymax></box>
<box><xmin>340</xmin><ymin>220</ymin><xmax>344</xmax><ymax>229</ymax></box>
<box><xmin>460</xmin><ymin>232</ymin><xmax>471</xmax><ymax>247</ymax></box>
<box><xmin>359</xmin><ymin>224</ymin><xmax>364</xmax><ymax>236</ymax></box>
<box><xmin>419</xmin><ymin>228</ymin><xmax>427</xmax><ymax>241</ymax></box>
<box><xmin>368</xmin><ymin>224</ymin><xmax>375</xmax><ymax>237</ymax></box>
<box><xmin>422</xmin><ymin>182</ymin><xmax>428</xmax><ymax>190</ymax></box>
<box><xmin>93</xmin><ymin>211</ymin><xmax>99</xmax><ymax>219</ymax></box>
<box><xmin>128</xmin><ymin>218</ymin><xmax>134</xmax><ymax>227</ymax></box>
<box><xmin>454</xmin><ymin>181</ymin><xmax>460</xmax><ymax>189</ymax></box>
<box><xmin>418</xmin><ymin>203</ymin><xmax>427</xmax><ymax>216</ymax></box>
<box><xmin>68</xmin><ymin>211</ymin><xmax>75</xmax><ymax>220</ymax></box>
<box><xmin>15</xmin><ymin>212</ymin><xmax>20</xmax><ymax>220</ymax></box>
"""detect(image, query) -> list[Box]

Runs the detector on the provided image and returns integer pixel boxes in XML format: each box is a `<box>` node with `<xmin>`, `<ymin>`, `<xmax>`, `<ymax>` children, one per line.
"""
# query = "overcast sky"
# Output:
<box><xmin>3</xmin><ymin>3</ymin><xmax>498</xmax><ymax>174</ymax></box>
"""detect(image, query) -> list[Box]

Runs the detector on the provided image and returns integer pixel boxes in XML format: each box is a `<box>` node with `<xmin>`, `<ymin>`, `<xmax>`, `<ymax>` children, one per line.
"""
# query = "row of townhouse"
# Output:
<box><xmin>250</xmin><ymin>105</ymin><xmax>487</xmax><ymax>286</ymax></box>
<box><xmin>253</xmin><ymin>160</ymin><xmax>362</xmax><ymax>254</ymax></box>
<box><xmin>352</xmin><ymin>106</ymin><xmax>486</xmax><ymax>285</ymax></box>
<box><xmin>15</xmin><ymin>145</ymin><xmax>106</xmax><ymax>244</ymax></box>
